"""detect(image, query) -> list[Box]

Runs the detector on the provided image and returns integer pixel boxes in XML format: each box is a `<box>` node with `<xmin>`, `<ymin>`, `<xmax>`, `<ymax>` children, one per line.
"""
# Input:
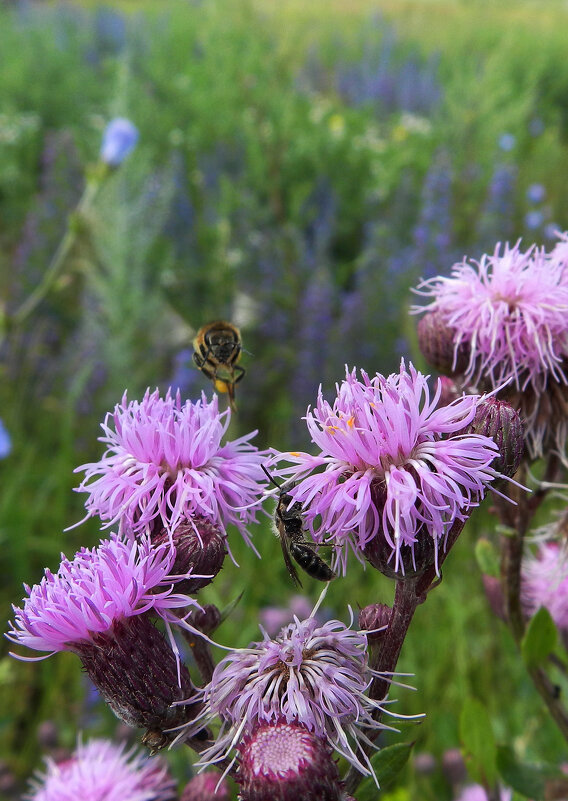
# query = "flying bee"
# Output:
<box><xmin>262</xmin><ymin>466</ymin><xmax>336</xmax><ymax>588</ymax></box>
<box><xmin>192</xmin><ymin>321</ymin><xmax>245</xmax><ymax>411</ymax></box>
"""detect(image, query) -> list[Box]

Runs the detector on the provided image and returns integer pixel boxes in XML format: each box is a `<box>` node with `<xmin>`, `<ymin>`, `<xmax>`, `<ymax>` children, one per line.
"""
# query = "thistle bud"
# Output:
<box><xmin>152</xmin><ymin>518</ymin><xmax>227</xmax><ymax>593</ymax></box>
<box><xmin>237</xmin><ymin>721</ymin><xmax>343</xmax><ymax>801</ymax></box>
<box><xmin>466</xmin><ymin>397</ymin><xmax>524</xmax><ymax>478</ymax></box>
<box><xmin>73</xmin><ymin>613</ymin><xmax>201</xmax><ymax>741</ymax></box>
<box><xmin>358</xmin><ymin>603</ymin><xmax>391</xmax><ymax>639</ymax></box>
<box><xmin>417</xmin><ymin>311</ymin><xmax>469</xmax><ymax>377</ymax></box>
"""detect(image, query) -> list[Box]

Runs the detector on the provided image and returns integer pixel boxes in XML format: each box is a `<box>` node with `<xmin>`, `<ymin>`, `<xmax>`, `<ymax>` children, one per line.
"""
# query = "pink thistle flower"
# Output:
<box><xmin>25</xmin><ymin>738</ymin><xmax>176</xmax><ymax>801</ymax></box>
<box><xmin>522</xmin><ymin>541</ymin><xmax>568</xmax><ymax>632</ymax></box>
<box><xmin>414</xmin><ymin>241</ymin><xmax>568</xmax><ymax>393</ymax></box>
<box><xmin>73</xmin><ymin>389</ymin><xmax>269</xmax><ymax>546</ymax></box>
<box><xmin>184</xmin><ymin>610</ymin><xmax>403</xmax><ymax>783</ymax></box>
<box><xmin>274</xmin><ymin>362</ymin><xmax>502</xmax><ymax>575</ymax></box>
<box><xmin>180</xmin><ymin>772</ymin><xmax>230</xmax><ymax>801</ymax></box>
<box><xmin>7</xmin><ymin>535</ymin><xmax>198</xmax><ymax>656</ymax></box>
<box><xmin>7</xmin><ymin>536</ymin><xmax>204</xmax><ymax>737</ymax></box>
<box><xmin>454</xmin><ymin>785</ymin><xmax>512</xmax><ymax>801</ymax></box>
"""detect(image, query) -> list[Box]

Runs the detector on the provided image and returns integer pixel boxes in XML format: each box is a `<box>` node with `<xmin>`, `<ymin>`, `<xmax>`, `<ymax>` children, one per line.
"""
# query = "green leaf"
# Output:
<box><xmin>521</xmin><ymin>607</ymin><xmax>558</xmax><ymax>669</ymax></box>
<box><xmin>459</xmin><ymin>697</ymin><xmax>497</xmax><ymax>786</ymax></box>
<box><xmin>497</xmin><ymin>745</ymin><xmax>566</xmax><ymax>799</ymax></box>
<box><xmin>475</xmin><ymin>538</ymin><xmax>500</xmax><ymax>577</ymax></box>
<box><xmin>355</xmin><ymin>742</ymin><xmax>414</xmax><ymax>800</ymax></box>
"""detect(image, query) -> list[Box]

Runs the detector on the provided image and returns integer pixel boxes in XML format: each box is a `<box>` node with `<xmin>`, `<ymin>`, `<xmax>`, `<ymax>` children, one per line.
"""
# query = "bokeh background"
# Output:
<box><xmin>1</xmin><ymin>0</ymin><xmax>568</xmax><ymax>798</ymax></box>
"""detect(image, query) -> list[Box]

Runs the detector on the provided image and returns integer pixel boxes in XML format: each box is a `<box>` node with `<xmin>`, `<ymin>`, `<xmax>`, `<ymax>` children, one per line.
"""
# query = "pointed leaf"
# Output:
<box><xmin>521</xmin><ymin>606</ymin><xmax>557</xmax><ymax>669</ymax></box>
<box><xmin>459</xmin><ymin>697</ymin><xmax>497</xmax><ymax>786</ymax></box>
<box><xmin>356</xmin><ymin>742</ymin><xmax>413</xmax><ymax>800</ymax></box>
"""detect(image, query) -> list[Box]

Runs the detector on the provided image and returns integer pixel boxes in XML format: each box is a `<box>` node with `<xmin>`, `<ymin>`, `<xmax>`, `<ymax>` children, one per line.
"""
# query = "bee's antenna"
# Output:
<box><xmin>261</xmin><ymin>463</ymin><xmax>282</xmax><ymax>490</ymax></box>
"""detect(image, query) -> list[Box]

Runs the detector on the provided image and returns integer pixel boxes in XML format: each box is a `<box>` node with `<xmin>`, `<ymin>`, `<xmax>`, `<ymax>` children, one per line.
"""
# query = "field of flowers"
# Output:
<box><xmin>1</xmin><ymin>1</ymin><xmax>568</xmax><ymax>799</ymax></box>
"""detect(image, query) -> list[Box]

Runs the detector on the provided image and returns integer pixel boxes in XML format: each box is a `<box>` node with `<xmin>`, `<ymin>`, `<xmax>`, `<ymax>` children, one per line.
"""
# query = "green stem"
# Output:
<box><xmin>11</xmin><ymin>175</ymin><xmax>102</xmax><ymax>327</ymax></box>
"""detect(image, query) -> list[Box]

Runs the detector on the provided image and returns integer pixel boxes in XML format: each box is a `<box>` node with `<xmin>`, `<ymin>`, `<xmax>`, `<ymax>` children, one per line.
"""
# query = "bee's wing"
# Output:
<box><xmin>277</xmin><ymin>522</ymin><xmax>303</xmax><ymax>588</ymax></box>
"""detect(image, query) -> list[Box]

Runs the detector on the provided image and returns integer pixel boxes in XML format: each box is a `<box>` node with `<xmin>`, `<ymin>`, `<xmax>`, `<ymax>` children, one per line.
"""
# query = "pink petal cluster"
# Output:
<box><xmin>274</xmin><ymin>362</ymin><xmax>500</xmax><ymax>574</ymax></box>
<box><xmin>414</xmin><ymin>239</ymin><xmax>568</xmax><ymax>392</ymax></box>
<box><xmin>25</xmin><ymin>738</ymin><xmax>176</xmax><ymax>801</ymax></box>
<box><xmin>188</xmin><ymin>613</ymin><xmax>392</xmax><ymax>781</ymax></box>
<box><xmin>522</xmin><ymin>541</ymin><xmax>568</xmax><ymax>631</ymax></box>
<box><xmin>74</xmin><ymin>389</ymin><xmax>269</xmax><ymax>545</ymax></box>
<box><xmin>7</xmin><ymin>535</ymin><xmax>199</xmax><ymax>656</ymax></box>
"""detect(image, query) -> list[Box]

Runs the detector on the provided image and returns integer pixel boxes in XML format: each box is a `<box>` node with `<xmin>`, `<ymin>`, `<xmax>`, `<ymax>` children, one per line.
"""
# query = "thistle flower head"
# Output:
<box><xmin>25</xmin><ymin>738</ymin><xmax>176</xmax><ymax>801</ymax></box>
<box><xmin>187</xmin><ymin>610</ymin><xmax>394</xmax><ymax>781</ymax></box>
<box><xmin>74</xmin><ymin>389</ymin><xmax>269</xmax><ymax>547</ymax></box>
<box><xmin>522</xmin><ymin>541</ymin><xmax>568</xmax><ymax>631</ymax></box>
<box><xmin>7</xmin><ymin>534</ymin><xmax>196</xmax><ymax>656</ymax></box>
<box><xmin>274</xmin><ymin>362</ymin><xmax>502</xmax><ymax>575</ymax></box>
<box><xmin>237</xmin><ymin>720</ymin><xmax>342</xmax><ymax>801</ymax></box>
<box><xmin>414</xmin><ymin>240</ymin><xmax>568</xmax><ymax>393</ymax></box>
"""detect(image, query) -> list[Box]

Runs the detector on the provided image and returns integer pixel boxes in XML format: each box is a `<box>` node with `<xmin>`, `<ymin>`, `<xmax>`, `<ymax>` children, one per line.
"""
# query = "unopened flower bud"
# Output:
<box><xmin>181</xmin><ymin>772</ymin><xmax>230</xmax><ymax>801</ymax></box>
<box><xmin>237</xmin><ymin>721</ymin><xmax>342</xmax><ymax>801</ymax></box>
<box><xmin>466</xmin><ymin>398</ymin><xmax>524</xmax><ymax>478</ymax></box>
<box><xmin>358</xmin><ymin>603</ymin><xmax>391</xmax><ymax>640</ymax></box>
<box><xmin>73</xmin><ymin>613</ymin><xmax>201</xmax><ymax>741</ymax></box>
<box><xmin>417</xmin><ymin>311</ymin><xmax>469</xmax><ymax>377</ymax></box>
<box><xmin>152</xmin><ymin>518</ymin><xmax>227</xmax><ymax>593</ymax></box>
<box><xmin>185</xmin><ymin>604</ymin><xmax>222</xmax><ymax>636</ymax></box>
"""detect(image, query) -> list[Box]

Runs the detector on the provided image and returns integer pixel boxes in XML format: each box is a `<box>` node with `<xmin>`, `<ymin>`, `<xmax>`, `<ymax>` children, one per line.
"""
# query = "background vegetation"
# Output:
<box><xmin>1</xmin><ymin>0</ymin><xmax>567</xmax><ymax>798</ymax></box>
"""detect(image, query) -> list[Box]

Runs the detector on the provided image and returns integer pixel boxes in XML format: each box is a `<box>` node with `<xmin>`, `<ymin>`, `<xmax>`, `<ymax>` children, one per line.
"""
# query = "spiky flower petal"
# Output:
<box><xmin>25</xmin><ymin>738</ymin><xmax>176</xmax><ymax>801</ymax></box>
<box><xmin>274</xmin><ymin>362</ymin><xmax>502</xmax><ymax>575</ymax></box>
<box><xmin>73</xmin><ymin>389</ymin><xmax>269</xmax><ymax>545</ymax></box>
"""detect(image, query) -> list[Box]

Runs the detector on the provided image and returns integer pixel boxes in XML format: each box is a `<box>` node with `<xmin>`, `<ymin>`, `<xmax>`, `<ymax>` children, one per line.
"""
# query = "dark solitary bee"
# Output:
<box><xmin>263</xmin><ymin>466</ymin><xmax>336</xmax><ymax>588</ymax></box>
<box><xmin>192</xmin><ymin>321</ymin><xmax>245</xmax><ymax>411</ymax></box>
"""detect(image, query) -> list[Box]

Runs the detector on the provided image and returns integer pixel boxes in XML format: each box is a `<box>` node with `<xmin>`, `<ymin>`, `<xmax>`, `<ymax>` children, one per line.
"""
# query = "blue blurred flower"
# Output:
<box><xmin>99</xmin><ymin>118</ymin><xmax>139</xmax><ymax>167</ymax></box>
<box><xmin>0</xmin><ymin>419</ymin><xmax>11</xmax><ymax>459</ymax></box>
<box><xmin>498</xmin><ymin>133</ymin><xmax>516</xmax><ymax>152</ymax></box>
<box><xmin>528</xmin><ymin>117</ymin><xmax>545</xmax><ymax>137</ymax></box>
<box><xmin>526</xmin><ymin>183</ymin><xmax>546</xmax><ymax>204</ymax></box>
<box><xmin>545</xmin><ymin>223</ymin><xmax>560</xmax><ymax>240</ymax></box>
<box><xmin>525</xmin><ymin>210</ymin><xmax>544</xmax><ymax>230</ymax></box>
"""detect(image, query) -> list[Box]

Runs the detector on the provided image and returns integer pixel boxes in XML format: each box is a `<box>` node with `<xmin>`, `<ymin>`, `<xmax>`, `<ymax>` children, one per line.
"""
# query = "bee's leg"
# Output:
<box><xmin>233</xmin><ymin>365</ymin><xmax>246</xmax><ymax>384</ymax></box>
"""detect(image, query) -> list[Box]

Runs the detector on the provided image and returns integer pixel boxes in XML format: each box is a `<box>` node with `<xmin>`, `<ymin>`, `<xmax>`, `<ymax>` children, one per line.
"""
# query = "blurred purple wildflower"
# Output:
<box><xmin>475</xmin><ymin>164</ymin><xmax>517</xmax><ymax>249</ymax></box>
<box><xmin>100</xmin><ymin>118</ymin><xmax>139</xmax><ymax>167</ymax></box>
<box><xmin>274</xmin><ymin>362</ymin><xmax>502</xmax><ymax>575</ymax></box>
<box><xmin>25</xmin><ymin>738</ymin><xmax>176</xmax><ymax>801</ymax></box>
<box><xmin>526</xmin><ymin>183</ymin><xmax>546</xmax><ymax>204</ymax></box>
<box><xmin>0</xmin><ymin>419</ymin><xmax>11</xmax><ymax>458</ymax></box>
<box><xmin>259</xmin><ymin>595</ymin><xmax>314</xmax><ymax>637</ymax></box>
<box><xmin>522</xmin><ymin>541</ymin><xmax>568</xmax><ymax>632</ymax></box>
<box><xmin>7</xmin><ymin>534</ymin><xmax>199</xmax><ymax>656</ymax></box>
<box><xmin>498</xmin><ymin>133</ymin><xmax>516</xmax><ymax>152</ymax></box>
<box><xmin>454</xmin><ymin>784</ymin><xmax>512</xmax><ymax>801</ymax></box>
<box><xmin>525</xmin><ymin>210</ymin><xmax>544</xmax><ymax>230</ymax></box>
<box><xmin>186</xmin><ymin>612</ymin><xmax>394</xmax><ymax>782</ymax></box>
<box><xmin>73</xmin><ymin>389</ymin><xmax>269</xmax><ymax>544</ymax></box>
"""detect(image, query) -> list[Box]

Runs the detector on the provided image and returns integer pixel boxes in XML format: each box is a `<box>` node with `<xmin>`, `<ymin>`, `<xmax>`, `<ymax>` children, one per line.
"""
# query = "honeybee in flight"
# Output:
<box><xmin>192</xmin><ymin>321</ymin><xmax>245</xmax><ymax>411</ymax></box>
<box><xmin>263</xmin><ymin>466</ymin><xmax>336</xmax><ymax>588</ymax></box>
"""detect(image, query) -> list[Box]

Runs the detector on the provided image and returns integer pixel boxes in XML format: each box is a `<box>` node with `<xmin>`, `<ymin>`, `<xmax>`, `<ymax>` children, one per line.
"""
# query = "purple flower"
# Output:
<box><xmin>454</xmin><ymin>785</ymin><xmax>512</xmax><ymax>801</ymax></box>
<box><xmin>524</xmin><ymin>210</ymin><xmax>544</xmax><ymax>230</ymax></box>
<box><xmin>25</xmin><ymin>738</ymin><xmax>176</xmax><ymax>801</ymax></box>
<box><xmin>526</xmin><ymin>183</ymin><xmax>546</xmax><ymax>204</ymax></box>
<box><xmin>522</xmin><ymin>541</ymin><xmax>568</xmax><ymax>631</ymax></box>
<box><xmin>415</xmin><ymin>241</ymin><xmax>568</xmax><ymax>394</ymax></box>
<box><xmin>180</xmin><ymin>772</ymin><xmax>230</xmax><ymax>801</ymax></box>
<box><xmin>185</xmin><ymin>610</ymin><xmax>401</xmax><ymax>782</ymax></box>
<box><xmin>0</xmin><ymin>418</ymin><xmax>11</xmax><ymax>458</ymax></box>
<box><xmin>100</xmin><ymin>118</ymin><xmax>139</xmax><ymax>167</ymax></box>
<box><xmin>73</xmin><ymin>389</ymin><xmax>269</xmax><ymax>546</ymax></box>
<box><xmin>498</xmin><ymin>133</ymin><xmax>516</xmax><ymax>152</ymax></box>
<box><xmin>7</xmin><ymin>534</ymin><xmax>198</xmax><ymax>656</ymax></box>
<box><xmin>274</xmin><ymin>363</ymin><xmax>501</xmax><ymax>575</ymax></box>
<box><xmin>259</xmin><ymin>595</ymin><xmax>314</xmax><ymax>637</ymax></box>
